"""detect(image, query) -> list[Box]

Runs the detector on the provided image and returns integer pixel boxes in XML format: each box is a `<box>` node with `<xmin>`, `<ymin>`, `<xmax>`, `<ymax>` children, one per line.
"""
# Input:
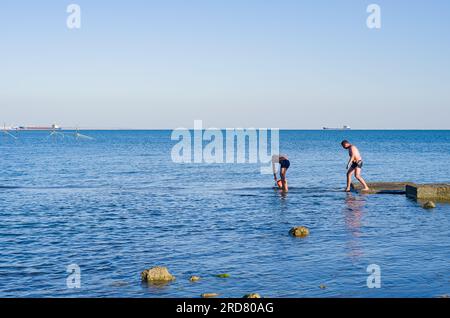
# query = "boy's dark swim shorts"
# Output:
<box><xmin>280</xmin><ymin>159</ymin><xmax>291</xmax><ymax>169</ymax></box>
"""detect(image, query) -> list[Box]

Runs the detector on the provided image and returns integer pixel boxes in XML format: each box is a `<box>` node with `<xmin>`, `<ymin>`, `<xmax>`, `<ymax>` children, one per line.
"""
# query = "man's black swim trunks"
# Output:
<box><xmin>351</xmin><ymin>160</ymin><xmax>363</xmax><ymax>169</ymax></box>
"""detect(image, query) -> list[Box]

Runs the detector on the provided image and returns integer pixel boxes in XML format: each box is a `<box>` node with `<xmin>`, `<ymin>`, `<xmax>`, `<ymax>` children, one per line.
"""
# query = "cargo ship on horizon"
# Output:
<box><xmin>13</xmin><ymin>124</ymin><xmax>62</xmax><ymax>131</ymax></box>
<box><xmin>323</xmin><ymin>125</ymin><xmax>351</xmax><ymax>130</ymax></box>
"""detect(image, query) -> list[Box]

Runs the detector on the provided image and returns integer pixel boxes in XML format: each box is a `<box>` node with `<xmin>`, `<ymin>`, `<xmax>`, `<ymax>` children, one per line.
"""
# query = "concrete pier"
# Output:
<box><xmin>352</xmin><ymin>182</ymin><xmax>450</xmax><ymax>201</ymax></box>
<box><xmin>352</xmin><ymin>182</ymin><xmax>415</xmax><ymax>195</ymax></box>
<box><xmin>406</xmin><ymin>184</ymin><xmax>450</xmax><ymax>201</ymax></box>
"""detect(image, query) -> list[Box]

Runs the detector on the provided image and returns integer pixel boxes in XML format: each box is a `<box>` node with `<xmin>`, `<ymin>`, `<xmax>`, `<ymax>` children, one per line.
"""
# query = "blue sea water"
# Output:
<box><xmin>0</xmin><ymin>130</ymin><xmax>449</xmax><ymax>298</ymax></box>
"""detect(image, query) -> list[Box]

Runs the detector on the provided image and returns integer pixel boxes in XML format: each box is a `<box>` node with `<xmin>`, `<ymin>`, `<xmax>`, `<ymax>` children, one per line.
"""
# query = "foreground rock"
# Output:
<box><xmin>289</xmin><ymin>226</ymin><xmax>310</xmax><ymax>238</ymax></box>
<box><xmin>201</xmin><ymin>293</ymin><xmax>219</xmax><ymax>298</ymax></box>
<box><xmin>422</xmin><ymin>201</ymin><xmax>436</xmax><ymax>209</ymax></box>
<box><xmin>141</xmin><ymin>266</ymin><xmax>175</xmax><ymax>283</ymax></box>
<box><xmin>243</xmin><ymin>293</ymin><xmax>262</xmax><ymax>298</ymax></box>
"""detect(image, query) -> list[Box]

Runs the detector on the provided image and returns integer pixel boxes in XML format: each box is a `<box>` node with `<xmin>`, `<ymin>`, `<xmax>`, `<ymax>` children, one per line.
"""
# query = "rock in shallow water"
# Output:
<box><xmin>289</xmin><ymin>226</ymin><xmax>310</xmax><ymax>238</ymax></box>
<box><xmin>423</xmin><ymin>201</ymin><xmax>436</xmax><ymax>209</ymax></box>
<box><xmin>110</xmin><ymin>281</ymin><xmax>129</xmax><ymax>287</ymax></box>
<box><xmin>243</xmin><ymin>293</ymin><xmax>262</xmax><ymax>298</ymax></box>
<box><xmin>141</xmin><ymin>266</ymin><xmax>175</xmax><ymax>282</ymax></box>
<box><xmin>189</xmin><ymin>276</ymin><xmax>201</xmax><ymax>282</ymax></box>
<box><xmin>201</xmin><ymin>293</ymin><xmax>219</xmax><ymax>298</ymax></box>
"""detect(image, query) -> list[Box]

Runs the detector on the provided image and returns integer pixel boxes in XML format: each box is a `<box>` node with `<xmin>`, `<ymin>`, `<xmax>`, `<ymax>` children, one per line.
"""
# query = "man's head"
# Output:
<box><xmin>341</xmin><ymin>140</ymin><xmax>351</xmax><ymax>149</ymax></box>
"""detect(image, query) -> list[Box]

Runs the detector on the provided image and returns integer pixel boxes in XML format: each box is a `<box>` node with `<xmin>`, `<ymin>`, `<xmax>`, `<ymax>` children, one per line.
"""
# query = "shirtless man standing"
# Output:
<box><xmin>341</xmin><ymin>140</ymin><xmax>370</xmax><ymax>192</ymax></box>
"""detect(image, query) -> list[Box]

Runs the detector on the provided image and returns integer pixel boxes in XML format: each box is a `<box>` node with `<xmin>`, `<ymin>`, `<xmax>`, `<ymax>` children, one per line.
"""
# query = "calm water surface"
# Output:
<box><xmin>0</xmin><ymin>130</ymin><xmax>449</xmax><ymax>297</ymax></box>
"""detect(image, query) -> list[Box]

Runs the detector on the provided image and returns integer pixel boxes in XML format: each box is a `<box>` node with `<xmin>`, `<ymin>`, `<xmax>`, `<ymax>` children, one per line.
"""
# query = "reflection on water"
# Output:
<box><xmin>270</xmin><ymin>186</ymin><xmax>289</xmax><ymax>208</ymax></box>
<box><xmin>277</xmin><ymin>189</ymin><xmax>289</xmax><ymax>200</ymax></box>
<box><xmin>344</xmin><ymin>193</ymin><xmax>366</xmax><ymax>260</ymax></box>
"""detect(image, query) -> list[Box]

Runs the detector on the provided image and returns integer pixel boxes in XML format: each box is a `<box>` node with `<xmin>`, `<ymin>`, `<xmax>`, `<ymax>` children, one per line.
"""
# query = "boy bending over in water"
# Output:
<box><xmin>272</xmin><ymin>154</ymin><xmax>290</xmax><ymax>192</ymax></box>
<box><xmin>341</xmin><ymin>140</ymin><xmax>370</xmax><ymax>192</ymax></box>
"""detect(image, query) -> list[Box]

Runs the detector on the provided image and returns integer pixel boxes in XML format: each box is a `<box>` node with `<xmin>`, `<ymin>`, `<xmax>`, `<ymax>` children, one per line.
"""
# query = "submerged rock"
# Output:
<box><xmin>243</xmin><ymin>293</ymin><xmax>262</xmax><ymax>298</ymax></box>
<box><xmin>289</xmin><ymin>226</ymin><xmax>310</xmax><ymax>238</ymax></box>
<box><xmin>319</xmin><ymin>284</ymin><xmax>327</xmax><ymax>289</ymax></box>
<box><xmin>189</xmin><ymin>276</ymin><xmax>201</xmax><ymax>282</ymax></box>
<box><xmin>423</xmin><ymin>201</ymin><xmax>436</xmax><ymax>209</ymax></box>
<box><xmin>141</xmin><ymin>266</ymin><xmax>175</xmax><ymax>283</ymax></box>
<box><xmin>201</xmin><ymin>293</ymin><xmax>219</xmax><ymax>298</ymax></box>
<box><xmin>110</xmin><ymin>281</ymin><xmax>129</xmax><ymax>287</ymax></box>
<box><xmin>216</xmin><ymin>273</ymin><xmax>230</xmax><ymax>278</ymax></box>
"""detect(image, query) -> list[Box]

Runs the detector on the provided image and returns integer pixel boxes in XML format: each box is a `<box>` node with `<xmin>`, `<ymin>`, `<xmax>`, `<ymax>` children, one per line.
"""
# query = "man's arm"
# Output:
<box><xmin>272</xmin><ymin>156</ymin><xmax>278</xmax><ymax>180</ymax></box>
<box><xmin>273</xmin><ymin>162</ymin><xmax>277</xmax><ymax>180</ymax></box>
<box><xmin>346</xmin><ymin>158</ymin><xmax>353</xmax><ymax>170</ymax></box>
<box><xmin>346</xmin><ymin>147</ymin><xmax>356</xmax><ymax>170</ymax></box>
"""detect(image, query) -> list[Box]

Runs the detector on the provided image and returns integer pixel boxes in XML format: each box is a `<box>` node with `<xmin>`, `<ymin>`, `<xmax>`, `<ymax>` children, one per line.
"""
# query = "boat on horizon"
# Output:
<box><xmin>323</xmin><ymin>125</ymin><xmax>351</xmax><ymax>130</ymax></box>
<box><xmin>13</xmin><ymin>124</ymin><xmax>62</xmax><ymax>131</ymax></box>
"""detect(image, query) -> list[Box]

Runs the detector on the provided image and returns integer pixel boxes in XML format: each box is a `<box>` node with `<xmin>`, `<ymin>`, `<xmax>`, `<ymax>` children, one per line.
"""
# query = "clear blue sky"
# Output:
<box><xmin>1</xmin><ymin>0</ymin><xmax>449</xmax><ymax>129</ymax></box>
